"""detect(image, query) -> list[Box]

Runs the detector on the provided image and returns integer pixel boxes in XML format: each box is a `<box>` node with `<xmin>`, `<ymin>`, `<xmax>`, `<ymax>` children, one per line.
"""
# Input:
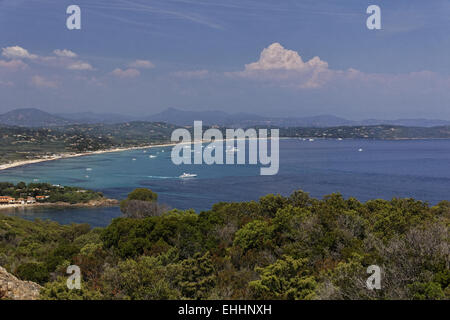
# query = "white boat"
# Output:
<box><xmin>337</xmin><ymin>138</ymin><xmax>343</xmax><ymax>141</ymax></box>
<box><xmin>86</xmin><ymin>168</ymin><xmax>92</xmax><ymax>171</ymax></box>
<box><xmin>149</xmin><ymin>155</ymin><xmax>157</xmax><ymax>158</ymax></box>
<box><xmin>358</xmin><ymin>148</ymin><xmax>363</xmax><ymax>152</ymax></box>
<box><xmin>179</xmin><ymin>173</ymin><xmax>197</xmax><ymax>178</ymax></box>
<box><xmin>132</xmin><ymin>158</ymin><xmax>137</xmax><ymax>161</ymax></box>
<box><xmin>309</xmin><ymin>138</ymin><xmax>315</xmax><ymax>142</ymax></box>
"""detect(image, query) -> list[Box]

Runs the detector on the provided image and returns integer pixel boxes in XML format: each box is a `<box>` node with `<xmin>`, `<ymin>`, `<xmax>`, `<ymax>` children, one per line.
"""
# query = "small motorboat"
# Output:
<box><xmin>179</xmin><ymin>173</ymin><xmax>197</xmax><ymax>178</ymax></box>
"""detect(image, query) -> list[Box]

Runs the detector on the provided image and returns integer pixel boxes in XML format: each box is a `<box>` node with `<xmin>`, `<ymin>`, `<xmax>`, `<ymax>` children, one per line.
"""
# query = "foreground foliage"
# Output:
<box><xmin>0</xmin><ymin>190</ymin><xmax>448</xmax><ymax>300</ymax></box>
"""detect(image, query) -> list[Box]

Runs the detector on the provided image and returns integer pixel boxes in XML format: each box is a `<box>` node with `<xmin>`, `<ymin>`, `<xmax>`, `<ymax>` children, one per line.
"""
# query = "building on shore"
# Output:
<box><xmin>27</xmin><ymin>197</ymin><xmax>36</xmax><ymax>204</ymax></box>
<box><xmin>0</xmin><ymin>196</ymin><xmax>15</xmax><ymax>205</ymax></box>
<box><xmin>0</xmin><ymin>196</ymin><xmax>37</xmax><ymax>205</ymax></box>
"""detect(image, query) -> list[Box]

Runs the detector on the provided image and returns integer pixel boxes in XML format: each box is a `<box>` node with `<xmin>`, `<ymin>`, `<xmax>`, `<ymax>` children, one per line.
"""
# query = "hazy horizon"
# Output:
<box><xmin>2</xmin><ymin>106</ymin><xmax>450</xmax><ymax>122</ymax></box>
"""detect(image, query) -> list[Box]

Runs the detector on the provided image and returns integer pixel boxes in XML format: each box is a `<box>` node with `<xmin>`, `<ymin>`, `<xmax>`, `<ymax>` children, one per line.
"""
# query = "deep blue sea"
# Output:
<box><xmin>1</xmin><ymin>139</ymin><xmax>449</xmax><ymax>227</ymax></box>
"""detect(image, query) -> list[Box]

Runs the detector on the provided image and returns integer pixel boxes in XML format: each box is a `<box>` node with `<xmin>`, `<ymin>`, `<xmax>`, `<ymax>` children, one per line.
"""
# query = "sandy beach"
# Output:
<box><xmin>0</xmin><ymin>142</ymin><xmax>179</xmax><ymax>172</ymax></box>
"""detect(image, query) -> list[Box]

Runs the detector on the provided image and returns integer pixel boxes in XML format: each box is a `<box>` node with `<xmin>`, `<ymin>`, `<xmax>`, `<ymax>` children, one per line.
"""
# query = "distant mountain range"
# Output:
<box><xmin>1</xmin><ymin>107</ymin><xmax>450</xmax><ymax>128</ymax></box>
<box><xmin>0</xmin><ymin>108</ymin><xmax>72</xmax><ymax>127</ymax></box>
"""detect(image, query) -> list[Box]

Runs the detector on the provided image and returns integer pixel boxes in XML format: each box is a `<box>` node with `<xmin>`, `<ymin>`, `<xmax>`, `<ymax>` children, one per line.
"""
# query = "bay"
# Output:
<box><xmin>1</xmin><ymin>139</ymin><xmax>449</xmax><ymax>227</ymax></box>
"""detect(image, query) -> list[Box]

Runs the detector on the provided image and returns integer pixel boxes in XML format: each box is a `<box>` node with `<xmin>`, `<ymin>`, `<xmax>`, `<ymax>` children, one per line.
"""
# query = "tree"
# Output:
<box><xmin>126</xmin><ymin>188</ymin><xmax>158</xmax><ymax>202</ymax></box>
<box><xmin>249</xmin><ymin>256</ymin><xmax>317</xmax><ymax>300</ymax></box>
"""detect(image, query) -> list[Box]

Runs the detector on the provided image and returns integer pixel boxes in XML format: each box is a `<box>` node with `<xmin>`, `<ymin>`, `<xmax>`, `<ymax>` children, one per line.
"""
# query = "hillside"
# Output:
<box><xmin>0</xmin><ymin>108</ymin><xmax>72</xmax><ymax>127</ymax></box>
<box><xmin>0</xmin><ymin>191</ymin><xmax>448</xmax><ymax>300</ymax></box>
<box><xmin>2</xmin><ymin>107</ymin><xmax>450</xmax><ymax>128</ymax></box>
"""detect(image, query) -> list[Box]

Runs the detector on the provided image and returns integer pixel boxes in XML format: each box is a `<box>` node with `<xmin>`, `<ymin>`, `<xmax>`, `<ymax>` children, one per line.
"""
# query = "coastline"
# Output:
<box><xmin>0</xmin><ymin>198</ymin><xmax>119</xmax><ymax>211</ymax></box>
<box><xmin>0</xmin><ymin>137</ymin><xmax>283</xmax><ymax>172</ymax></box>
<box><xmin>0</xmin><ymin>142</ymin><xmax>179</xmax><ymax>172</ymax></box>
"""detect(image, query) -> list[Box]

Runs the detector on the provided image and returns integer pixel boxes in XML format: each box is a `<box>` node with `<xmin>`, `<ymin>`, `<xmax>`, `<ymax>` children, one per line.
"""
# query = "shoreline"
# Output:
<box><xmin>0</xmin><ymin>198</ymin><xmax>119</xmax><ymax>211</ymax></box>
<box><xmin>0</xmin><ymin>142</ymin><xmax>179</xmax><ymax>172</ymax></box>
<box><xmin>0</xmin><ymin>137</ymin><xmax>282</xmax><ymax>172</ymax></box>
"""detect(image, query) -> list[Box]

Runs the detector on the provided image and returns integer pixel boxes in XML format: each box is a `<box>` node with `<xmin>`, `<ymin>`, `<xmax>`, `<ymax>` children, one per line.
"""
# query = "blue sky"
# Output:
<box><xmin>1</xmin><ymin>0</ymin><xmax>450</xmax><ymax>119</ymax></box>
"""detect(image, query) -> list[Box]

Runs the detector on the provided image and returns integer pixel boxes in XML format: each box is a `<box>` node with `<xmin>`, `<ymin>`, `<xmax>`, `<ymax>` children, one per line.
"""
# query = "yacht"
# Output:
<box><xmin>179</xmin><ymin>173</ymin><xmax>197</xmax><ymax>178</ymax></box>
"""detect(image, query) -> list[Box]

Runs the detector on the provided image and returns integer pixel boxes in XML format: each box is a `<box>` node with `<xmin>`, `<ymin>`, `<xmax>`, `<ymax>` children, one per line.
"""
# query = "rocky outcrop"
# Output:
<box><xmin>0</xmin><ymin>266</ymin><xmax>41</xmax><ymax>300</ymax></box>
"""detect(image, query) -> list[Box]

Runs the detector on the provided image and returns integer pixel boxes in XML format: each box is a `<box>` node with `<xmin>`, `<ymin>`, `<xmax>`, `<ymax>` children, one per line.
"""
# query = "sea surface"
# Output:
<box><xmin>1</xmin><ymin>139</ymin><xmax>449</xmax><ymax>227</ymax></box>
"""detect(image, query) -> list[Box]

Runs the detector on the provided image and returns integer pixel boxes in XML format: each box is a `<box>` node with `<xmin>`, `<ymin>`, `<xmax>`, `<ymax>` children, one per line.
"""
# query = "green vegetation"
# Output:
<box><xmin>1</xmin><ymin>122</ymin><xmax>450</xmax><ymax>165</ymax></box>
<box><xmin>0</xmin><ymin>182</ymin><xmax>104</xmax><ymax>204</ymax></box>
<box><xmin>278</xmin><ymin>125</ymin><xmax>450</xmax><ymax>139</ymax></box>
<box><xmin>0</xmin><ymin>188</ymin><xmax>448</xmax><ymax>300</ymax></box>
<box><xmin>119</xmin><ymin>188</ymin><xmax>166</xmax><ymax>218</ymax></box>
<box><xmin>0</xmin><ymin>122</ymin><xmax>177</xmax><ymax>165</ymax></box>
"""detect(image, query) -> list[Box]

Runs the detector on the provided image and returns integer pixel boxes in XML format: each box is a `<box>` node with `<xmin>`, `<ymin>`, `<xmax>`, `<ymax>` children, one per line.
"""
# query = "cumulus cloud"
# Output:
<box><xmin>172</xmin><ymin>69</ymin><xmax>209</xmax><ymax>79</ymax></box>
<box><xmin>245</xmin><ymin>43</ymin><xmax>328</xmax><ymax>71</ymax></box>
<box><xmin>1</xmin><ymin>46</ymin><xmax>93</xmax><ymax>72</ymax></box>
<box><xmin>230</xmin><ymin>43</ymin><xmax>332</xmax><ymax>89</ymax></box>
<box><xmin>53</xmin><ymin>49</ymin><xmax>78</xmax><ymax>58</ymax></box>
<box><xmin>31</xmin><ymin>75</ymin><xmax>58</xmax><ymax>88</ymax></box>
<box><xmin>128</xmin><ymin>60</ymin><xmax>154</xmax><ymax>69</ymax></box>
<box><xmin>2</xmin><ymin>46</ymin><xmax>38</xmax><ymax>60</ymax></box>
<box><xmin>111</xmin><ymin>68</ymin><xmax>140</xmax><ymax>78</ymax></box>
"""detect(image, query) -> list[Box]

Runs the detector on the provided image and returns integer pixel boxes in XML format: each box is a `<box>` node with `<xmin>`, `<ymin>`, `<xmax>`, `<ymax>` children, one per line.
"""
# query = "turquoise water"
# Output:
<box><xmin>1</xmin><ymin>139</ymin><xmax>449</xmax><ymax>227</ymax></box>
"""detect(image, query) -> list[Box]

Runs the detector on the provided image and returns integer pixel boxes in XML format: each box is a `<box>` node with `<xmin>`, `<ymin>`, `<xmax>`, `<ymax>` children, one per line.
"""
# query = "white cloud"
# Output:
<box><xmin>67</xmin><ymin>61</ymin><xmax>94</xmax><ymax>71</ymax></box>
<box><xmin>31</xmin><ymin>75</ymin><xmax>58</xmax><ymax>88</ymax></box>
<box><xmin>128</xmin><ymin>60</ymin><xmax>154</xmax><ymax>69</ymax></box>
<box><xmin>0</xmin><ymin>59</ymin><xmax>27</xmax><ymax>70</ymax></box>
<box><xmin>229</xmin><ymin>43</ymin><xmax>335</xmax><ymax>89</ymax></box>
<box><xmin>1</xmin><ymin>46</ymin><xmax>94</xmax><ymax>72</ymax></box>
<box><xmin>245</xmin><ymin>43</ymin><xmax>328</xmax><ymax>72</ymax></box>
<box><xmin>2</xmin><ymin>46</ymin><xmax>37</xmax><ymax>60</ymax></box>
<box><xmin>172</xmin><ymin>69</ymin><xmax>209</xmax><ymax>79</ymax></box>
<box><xmin>111</xmin><ymin>68</ymin><xmax>140</xmax><ymax>78</ymax></box>
<box><xmin>53</xmin><ymin>49</ymin><xmax>78</xmax><ymax>58</ymax></box>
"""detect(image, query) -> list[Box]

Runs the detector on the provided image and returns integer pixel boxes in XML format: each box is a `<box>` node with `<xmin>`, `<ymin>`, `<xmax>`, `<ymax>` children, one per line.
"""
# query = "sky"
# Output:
<box><xmin>0</xmin><ymin>0</ymin><xmax>450</xmax><ymax>120</ymax></box>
